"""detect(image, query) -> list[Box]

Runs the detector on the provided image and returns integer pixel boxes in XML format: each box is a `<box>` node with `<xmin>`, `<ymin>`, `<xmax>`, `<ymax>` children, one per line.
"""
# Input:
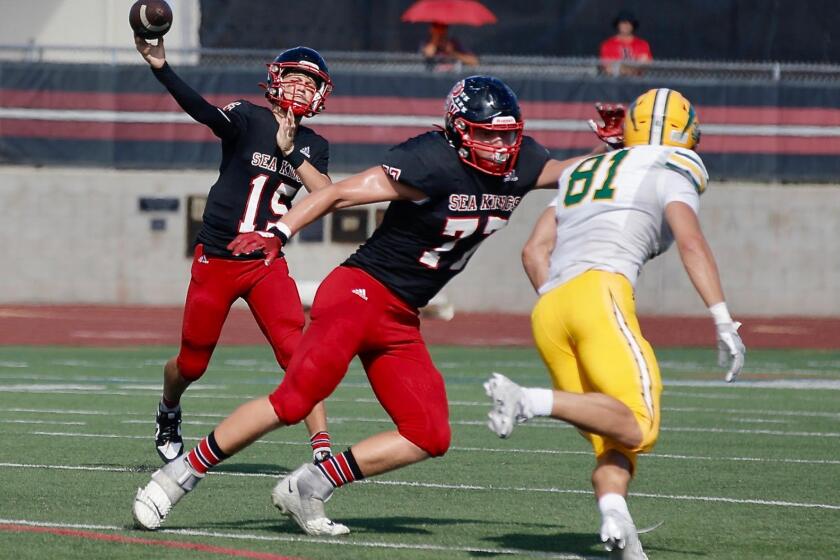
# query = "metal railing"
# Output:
<box><xmin>3</xmin><ymin>44</ymin><xmax>840</xmax><ymax>84</ymax></box>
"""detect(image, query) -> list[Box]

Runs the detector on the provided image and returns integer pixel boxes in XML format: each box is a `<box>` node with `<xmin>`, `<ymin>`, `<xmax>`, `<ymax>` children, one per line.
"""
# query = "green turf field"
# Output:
<box><xmin>0</xmin><ymin>345</ymin><xmax>838</xmax><ymax>559</ymax></box>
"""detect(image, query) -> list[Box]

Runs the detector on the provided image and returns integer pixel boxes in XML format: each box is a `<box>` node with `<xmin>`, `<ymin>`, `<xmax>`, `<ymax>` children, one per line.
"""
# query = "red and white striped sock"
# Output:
<box><xmin>185</xmin><ymin>431</ymin><xmax>229</xmax><ymax>475</ymax></box>
<box><xmin>310</xmin><ymin>430</ymin><xmax>331</xmax><ymax>458</ymax></box>
<box><xmin>315</xmin><ymin>448</ymin><xmax>364</xmax><ymax>488</ymax></box>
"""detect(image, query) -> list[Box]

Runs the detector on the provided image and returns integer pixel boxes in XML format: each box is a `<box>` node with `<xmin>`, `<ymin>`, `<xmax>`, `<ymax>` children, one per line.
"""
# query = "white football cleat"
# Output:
<box><xmin>272</xmin><ymin>463</ymin><xmax>350</xmax><ymax>536</ymax></box>
<box><xmin>133</xmin><ymin>456</ymin><xmax>203</xmax><ymax>530</ymax></box>
<box><xmin>600</xmin><ymin>509</ymin><xmax>648</xmax><ymax>560</ymax></box>
<box><xmin>483</xmin><ymin>372</ymin><xmax>534</xmax><ymax>438</ymax></box>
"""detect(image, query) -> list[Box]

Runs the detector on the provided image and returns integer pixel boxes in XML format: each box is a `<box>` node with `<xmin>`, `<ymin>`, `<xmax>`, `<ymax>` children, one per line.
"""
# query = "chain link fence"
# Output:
<box><xmin>3</xmin><ymin>44</ymin><xmax>840</xmax><ymax>84</ymax></box>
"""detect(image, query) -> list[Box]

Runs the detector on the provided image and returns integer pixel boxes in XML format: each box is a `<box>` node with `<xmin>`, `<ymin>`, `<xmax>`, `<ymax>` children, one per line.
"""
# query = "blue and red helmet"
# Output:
<box><xmin>444</xmin><ymin>76</ymin><xmax>524</xmax><ymax>176</ymax></box>
<box><xmin>262</xmin><ymin>46</ymin><xmax>333</xmax><ymax>118</ymax></box>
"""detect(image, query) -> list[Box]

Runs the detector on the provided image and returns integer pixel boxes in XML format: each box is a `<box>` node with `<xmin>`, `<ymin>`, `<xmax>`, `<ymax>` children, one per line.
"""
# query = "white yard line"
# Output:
<box><xmin>0</xmin><ymin>419</ymin><xmax>85</xmax><ymax>426</ymax></box>
<box><xmin>1</xmin><ymin>462</ymin><xmax>837</xmax><ymax>511</ymax></box>
<box><xmin>1</xmin><ymin>401</ymin><xmax>837</xmax><ymax>437</ymax></box>
<box><xmin>115</xmin><ymin>416</ymin><xmax>840</xmax><ymax>438</ymax></box>
<box><xmin>0</xmin><ymin>517</ymin><xmax>589</xmax><ymax>559</ymax></box>
<box><xmin>7</xmin><ymin>402</ymin><xmax>838</xmax><ymax>420</ymax></box>
<box><xmin>17</xmin><ymin>431</ymin><xmax>840</xmax><ymax>466</ymax></box>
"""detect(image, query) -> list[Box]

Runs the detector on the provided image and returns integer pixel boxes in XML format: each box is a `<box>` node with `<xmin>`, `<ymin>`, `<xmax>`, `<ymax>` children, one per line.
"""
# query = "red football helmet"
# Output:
<box><xmin>262</xmin><ymin>46</ymin><xmax>333</xmax><ymax>118</ymax></box>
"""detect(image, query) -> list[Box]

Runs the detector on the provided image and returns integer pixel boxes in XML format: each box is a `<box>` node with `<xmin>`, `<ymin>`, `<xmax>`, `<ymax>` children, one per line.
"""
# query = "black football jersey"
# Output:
<box><xmin>344</xmin><ymin>131</ymin><xmax>550</xmax><ymax>308</ymax></box>
<box><xmin>197</xmin><ymin>100</ymin><xmax>329</xmax><ymax>258</ymax></box>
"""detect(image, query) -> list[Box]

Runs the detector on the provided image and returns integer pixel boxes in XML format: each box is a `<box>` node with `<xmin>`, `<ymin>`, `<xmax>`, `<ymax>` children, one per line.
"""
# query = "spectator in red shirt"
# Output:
<box><xmin>599</xmin><ymin>11</ymin><xmax>652</xmax><ymax>76</ymax></box>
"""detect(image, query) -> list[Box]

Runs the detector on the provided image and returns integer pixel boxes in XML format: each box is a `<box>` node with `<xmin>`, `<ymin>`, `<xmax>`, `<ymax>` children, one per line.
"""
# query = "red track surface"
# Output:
<box><xmin>0</xmin><ymin>305</ymin><xmax>838</xmax><ymax>349</ymax></box>
<box><xmin>0</xmin><ymin>523</ymin><xmax>305</xmax><ymax>560</ymax></box>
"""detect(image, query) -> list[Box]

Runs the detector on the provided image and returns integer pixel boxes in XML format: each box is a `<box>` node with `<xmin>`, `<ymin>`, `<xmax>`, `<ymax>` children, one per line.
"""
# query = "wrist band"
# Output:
<box><xmin>269</xmin><ymin>222</ymin><xmax>292</xmax><ymax>244</ymax></box>
<box><xmin>285</xmin><ymin>149</ymin><xmax>305</xmax><ymax>169</ymax></box>
<box><xmin>709</xmin><ymin>302</ymin><xmax>733</xmax><ymax>325</ymax></box>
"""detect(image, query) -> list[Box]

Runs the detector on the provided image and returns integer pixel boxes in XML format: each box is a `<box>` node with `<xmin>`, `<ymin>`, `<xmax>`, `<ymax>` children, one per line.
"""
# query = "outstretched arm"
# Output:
<box><xmin>534</xmin><ymin>147</ymin><xmax>607</xmax><ymax>189</ymax></box>
<box><xmin>666</xmin><ymin>201</ymin><xmax>745</xmax><ymax>381</ymax></box>
<box><xmin>665</xmin><ymin>202</ymin><xmax>724</xmax><ymax>306</ymax></box>
<box><xmin>522</xmin><ymin>206</ymin><xmax>557</xmax><ymax>293</ymax></box>
<box><xmin>280</xmin><ymin>166</ymin><xmax>426</xmax><ymax>236</ymax></box>
<box><xmin>227</xmin><ymin>166</ymin><xmax>426</xmax><ymax>261</ymax></box>
<box><xmin>135</xmin><ymin>36</ymin><xmax>238</xmax><ymax>138</ymax></box>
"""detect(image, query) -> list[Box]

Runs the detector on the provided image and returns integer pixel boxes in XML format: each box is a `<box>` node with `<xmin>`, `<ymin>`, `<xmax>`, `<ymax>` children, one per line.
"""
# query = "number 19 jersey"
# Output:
<box><xmin>541</xmin><ymin>145</ymin><xmax>708</xmax><ymax>294</ymax></box>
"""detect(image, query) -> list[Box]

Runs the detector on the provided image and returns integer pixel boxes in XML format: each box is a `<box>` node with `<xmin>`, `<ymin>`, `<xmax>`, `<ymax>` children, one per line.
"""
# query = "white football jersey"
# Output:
<box><xmin>540</xmin><ymin>145</ymin><xmax>708</xmax><ymax>294</ymax></box>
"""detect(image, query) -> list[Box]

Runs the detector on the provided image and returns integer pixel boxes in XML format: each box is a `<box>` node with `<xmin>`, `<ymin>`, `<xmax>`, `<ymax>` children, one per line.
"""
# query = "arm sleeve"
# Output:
<box><xmin>657</xmin><ymin>171</ymin><xmax>700</xmax><ymax>214</ymax></box>
<box><xmin>151</xmin><ymin>62</ymin><xmax>246</xmax><ymax>140</ymax></box>
<box><xmin>308</xmin><ymin>135</ymin><xmax>330</xmax><ymax>175</ymax></box>
<box><xmin>665</xmin><ymin>149</ymin><xmax>709</xmax><ymax>194</ymax></box>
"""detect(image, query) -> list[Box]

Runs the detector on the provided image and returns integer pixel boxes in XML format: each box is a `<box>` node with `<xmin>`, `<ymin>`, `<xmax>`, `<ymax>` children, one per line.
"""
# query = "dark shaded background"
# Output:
<box><xmin>199</xmin><ymin>0</ymin><xmax>838</xmax><ymax>62</ymax></box>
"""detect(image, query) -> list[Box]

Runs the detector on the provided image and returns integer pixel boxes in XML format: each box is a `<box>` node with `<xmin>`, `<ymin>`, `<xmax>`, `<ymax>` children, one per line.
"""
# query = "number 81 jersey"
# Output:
<box><xmin>542</xmin><ymin>144</ymin><xmax>708</xmax><ymax>294</ymax></box>
<box><xmin>344</xmin><ymin>131</ymin><xmax>550</xmax><ymax>308</ymax></box>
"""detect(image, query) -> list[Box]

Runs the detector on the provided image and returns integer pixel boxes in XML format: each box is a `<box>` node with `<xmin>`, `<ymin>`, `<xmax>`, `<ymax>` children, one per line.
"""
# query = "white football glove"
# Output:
<box><xmin>716</xmin><ymin>321</ymin><xmax>745</xmax><ymax>382</ymax></box>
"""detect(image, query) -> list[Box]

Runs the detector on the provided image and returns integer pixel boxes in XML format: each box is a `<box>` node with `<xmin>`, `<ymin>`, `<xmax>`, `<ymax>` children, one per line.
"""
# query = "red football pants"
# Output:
<box><xmin>269</xmin><ymin>266</ymin><xmax>451</xmax><ymax>457</ymax></box>
<box><xmin>176</xmin><ymin>244</ymin><xmax>305</xmax><ymax>380</ymax></box>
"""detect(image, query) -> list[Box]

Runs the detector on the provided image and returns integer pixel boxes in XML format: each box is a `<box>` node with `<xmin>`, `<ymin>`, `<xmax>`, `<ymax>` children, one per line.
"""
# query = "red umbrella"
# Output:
<box><xmin>401</xmin><ymin>0</ymin><xmax>497</xmax><ymax>26</ymax></box>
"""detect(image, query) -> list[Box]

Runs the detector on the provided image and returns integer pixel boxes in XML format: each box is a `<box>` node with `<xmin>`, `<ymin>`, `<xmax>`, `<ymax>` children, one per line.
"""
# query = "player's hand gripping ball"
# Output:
<box><xmin>129</xmin><ymin>0</ymin><xmax>173</xmax><ymax>40</ymax></box>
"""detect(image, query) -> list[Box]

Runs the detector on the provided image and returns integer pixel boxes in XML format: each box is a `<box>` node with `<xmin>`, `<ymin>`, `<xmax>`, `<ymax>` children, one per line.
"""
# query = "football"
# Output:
<box><xmin>129</xmin><ymin>0</ymin><xmax>173</xmax><ymax>40</ymax></box>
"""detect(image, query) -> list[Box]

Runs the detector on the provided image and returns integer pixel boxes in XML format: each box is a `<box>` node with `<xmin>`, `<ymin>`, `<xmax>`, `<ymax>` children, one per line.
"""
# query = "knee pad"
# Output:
<box><xmin>399</xmin><ymin>419</ymin><xmax>451</xmax><ymax>458</ymax></box>
<box><xmin>175</xmin><ymin>349</ymin><xmax>210</xmax><ymax>382</ymax></box>
<box><xmin>270</xmin><ymin>347</ymin><xmax>350</xmax><ymax>425</ymax></box>
<box><xmin>268</xmin><ymin>383</ymin><xmax>315</xmax><ymax>426</ymax></box>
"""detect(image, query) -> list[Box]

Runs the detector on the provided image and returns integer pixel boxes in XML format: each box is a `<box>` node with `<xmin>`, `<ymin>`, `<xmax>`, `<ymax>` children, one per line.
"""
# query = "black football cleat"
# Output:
<box><xmin>155</xmin><ymin>405</ymin><xmax>184</xmax><ymax>463</ymax></box>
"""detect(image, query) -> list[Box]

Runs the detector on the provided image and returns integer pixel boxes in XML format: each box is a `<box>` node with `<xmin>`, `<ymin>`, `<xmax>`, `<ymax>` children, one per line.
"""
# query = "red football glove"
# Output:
<box><xmin>227</xmin><ymin>231</ymin><xmax>283</xmax><ymax>266</ymax></box>
<box><xmin>587</xmin><ymin>103</ymin><xmax>626</xmax><ymax>149</ymax></box>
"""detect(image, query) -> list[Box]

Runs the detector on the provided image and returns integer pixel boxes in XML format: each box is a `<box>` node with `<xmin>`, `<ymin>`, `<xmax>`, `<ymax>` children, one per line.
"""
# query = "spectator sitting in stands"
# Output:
<box><xmin>421</xmin><ymin>22</ymin><xmax>479</xmax><ymax>70</ymax></box>
<box><xmin>599</xmin><ymin>11</ymin><xmax>652</xmax><ymax>77</ymax></box>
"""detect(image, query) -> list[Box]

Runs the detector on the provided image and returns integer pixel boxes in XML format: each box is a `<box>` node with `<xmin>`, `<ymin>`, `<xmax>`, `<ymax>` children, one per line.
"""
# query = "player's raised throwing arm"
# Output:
<box><xmin>135</xmin><ymin>36</ymin><xmax>238</xmax><ymax>138</ymax></box>
<box><xmin>227</xmin><ymin>166</ymin><xmax>426</xmax><ymax>261</ymax></box>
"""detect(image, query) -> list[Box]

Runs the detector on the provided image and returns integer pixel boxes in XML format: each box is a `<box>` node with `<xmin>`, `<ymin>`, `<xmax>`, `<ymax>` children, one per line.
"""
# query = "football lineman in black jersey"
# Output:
<box><xmin>134</xmin><ymin>36</ymin><xmax>334</xmax><ymax>465</ymax></box>
<box><xmin>132</xmin><ymin>75</ymin><xmax>601</xmax><ymax>536</ymax></box>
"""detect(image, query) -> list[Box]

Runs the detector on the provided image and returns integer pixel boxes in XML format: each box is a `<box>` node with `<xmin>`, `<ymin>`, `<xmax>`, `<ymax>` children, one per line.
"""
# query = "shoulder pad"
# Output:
<box><xmin>664</xmin><ymin>148</ymin><xmax>708</xmax><ymax>194</ymax></box>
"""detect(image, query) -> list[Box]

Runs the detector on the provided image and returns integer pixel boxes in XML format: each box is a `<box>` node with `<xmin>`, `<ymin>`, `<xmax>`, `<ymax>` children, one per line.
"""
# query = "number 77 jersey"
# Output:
<box><xmin>542</xmin><ymin>144</ymin><xmax>708</xmax><ymax>294</ymax></box>
<box><xmin>343</xmin><ymin>131</ymin><xmax>550</xmax><ymax>309</ymax></box>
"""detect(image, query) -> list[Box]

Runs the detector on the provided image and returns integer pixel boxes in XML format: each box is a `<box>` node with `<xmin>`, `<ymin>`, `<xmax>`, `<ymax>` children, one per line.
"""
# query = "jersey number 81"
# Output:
<box><xmin>564</xmin><ymin>149</ymin><xmax>629</xmax><ymax>207</ymax></box>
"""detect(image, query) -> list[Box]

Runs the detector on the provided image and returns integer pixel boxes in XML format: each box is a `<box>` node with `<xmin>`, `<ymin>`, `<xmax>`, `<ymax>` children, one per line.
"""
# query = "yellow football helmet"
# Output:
<box><xmin>624</xmin><ymin>88</ymin><xmax>700</xmax><ymax>149</ymax></box>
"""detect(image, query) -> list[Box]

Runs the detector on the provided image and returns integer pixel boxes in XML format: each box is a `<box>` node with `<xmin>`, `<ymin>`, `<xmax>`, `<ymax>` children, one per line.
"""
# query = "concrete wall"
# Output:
<box><xmin>2</xmin><ymin>166</ymin><xmax>838</xmax><ymax>316</ymax></box>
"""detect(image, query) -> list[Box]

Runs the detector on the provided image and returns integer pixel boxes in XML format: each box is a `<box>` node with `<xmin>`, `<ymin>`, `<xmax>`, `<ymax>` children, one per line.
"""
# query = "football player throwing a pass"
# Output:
<box><xmin>134</xmin><ymin>36</ymin><xmax>335</xmax><ymax>465</ymax></box>
<box><xmin>132</xmin><ymin>76</ymin><xmax>597</xmax><ymax>536</ymax></box>
<box><xmin>484</xmin><ymin>89</ymin><xmax>746</xmax><ymax>559</ymax></box>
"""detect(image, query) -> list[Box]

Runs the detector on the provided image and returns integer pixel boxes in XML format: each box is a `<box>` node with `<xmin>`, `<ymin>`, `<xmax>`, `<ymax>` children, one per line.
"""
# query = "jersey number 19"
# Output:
<box><xmin>238</xmin><ymin>174</ymin><xmax>293</xmax><ymax>233</ymax></box>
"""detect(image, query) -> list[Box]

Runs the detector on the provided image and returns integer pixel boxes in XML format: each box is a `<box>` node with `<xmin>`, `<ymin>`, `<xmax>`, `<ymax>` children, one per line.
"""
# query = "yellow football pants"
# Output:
<box><xmin>531</xmin><ymin>270</ymin><xmax>662</xmax><ymax>471</ymax></box>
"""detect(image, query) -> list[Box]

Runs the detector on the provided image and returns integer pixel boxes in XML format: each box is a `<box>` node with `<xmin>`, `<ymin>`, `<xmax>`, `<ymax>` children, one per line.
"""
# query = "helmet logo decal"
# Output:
<box><xmin>446</xmin><ymin>80</ymin><xmax>470</xmax><ymax>116</ymax></box>
<box><xmin>491</xmin><ymin>116</ymin><xmax>517</xmax><ymax>125</ymax></box>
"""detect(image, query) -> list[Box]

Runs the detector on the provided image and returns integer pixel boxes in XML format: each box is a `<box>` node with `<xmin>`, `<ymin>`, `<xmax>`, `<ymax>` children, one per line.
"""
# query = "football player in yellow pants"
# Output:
<box><xmin>485</xmin><ymin>89</ymin><xmax>746</xmax><ymax>560</ymax></box>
